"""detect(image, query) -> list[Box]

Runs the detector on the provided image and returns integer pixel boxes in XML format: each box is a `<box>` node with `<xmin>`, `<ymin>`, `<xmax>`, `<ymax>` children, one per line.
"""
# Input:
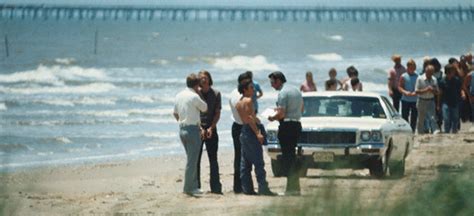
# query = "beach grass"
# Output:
<box><xmin>262</xmin><ymin>160</ymin><xmax>474</xmax><ymax>216</ymax></box>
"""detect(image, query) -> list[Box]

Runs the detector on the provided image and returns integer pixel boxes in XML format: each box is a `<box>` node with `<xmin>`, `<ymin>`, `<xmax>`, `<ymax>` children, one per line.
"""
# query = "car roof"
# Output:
<box><xmin>302</xmin><ymin>91</ymin><xmax>383</xmax><ymax>98</ymax></box>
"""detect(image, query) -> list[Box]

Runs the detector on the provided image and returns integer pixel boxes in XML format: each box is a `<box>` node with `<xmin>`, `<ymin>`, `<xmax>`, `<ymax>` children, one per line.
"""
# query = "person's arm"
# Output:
<box><xmin>194</xmin><ymin>96</ymin><xmax>208</xmax><ymax>113</ymax></box>
<box><xmin>268</xmin><ymin>92</ymin><xmax>286</xmax><ymax>121</ymax></box>
<box><xmin>463</xmin><ymin>73</ymin><xmax>472</xmax><ymax>97</ymax></box>
<box><xmin>173</xmin><ymin>104</ymin><xmax>179</xmax><ymax>121</ymax></box>
<box><xmin>388</xmin><ymin>70</ymin><xmax>395</xmax><ymax>96</ymax></box>
<box><xmin>415</xmin><ymin>78</ymin><xmax>432</xmax><ymax>94</ymax></box>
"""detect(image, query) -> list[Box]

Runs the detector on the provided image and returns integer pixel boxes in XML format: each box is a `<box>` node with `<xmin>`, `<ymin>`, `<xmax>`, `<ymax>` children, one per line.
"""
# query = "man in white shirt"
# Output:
<box><xmin>173</xmin><ymin>73</ymin><xmax>208</xmax><ymax>196</ymax></box>
<box><xmin>415</xmin><ymin>65</ymin><xmax>439</xmax><ymax>134</ymax></box>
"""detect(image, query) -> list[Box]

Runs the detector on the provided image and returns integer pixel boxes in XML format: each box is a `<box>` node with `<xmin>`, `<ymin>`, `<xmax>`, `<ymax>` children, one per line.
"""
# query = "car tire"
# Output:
<box><xmin>271</xmin><ymin>159</ymin><xmax>284</xmax><ymax>177</ymax></box>
<box><xmin>368</xmin><ymin>157</ymin><xmax>387</xmax><ymax>178</ymax></box>
<box><xmin>389</xmin><ymin>160</ymin><xmax>405</xmax><ymax>178</ymax></box>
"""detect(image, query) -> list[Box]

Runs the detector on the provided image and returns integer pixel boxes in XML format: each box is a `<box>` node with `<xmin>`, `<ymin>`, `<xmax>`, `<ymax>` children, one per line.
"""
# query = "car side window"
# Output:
<box><xmin>381</xmin><ymin>96</ymin><xmax>398</xmax><ymax>118</ymax></box>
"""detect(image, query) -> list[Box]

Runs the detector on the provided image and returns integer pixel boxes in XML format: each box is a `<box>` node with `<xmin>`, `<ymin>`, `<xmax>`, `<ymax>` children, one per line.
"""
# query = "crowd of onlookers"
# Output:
<box><xmin>300</xmin><ymin>53</ymin><xmax>474</xmax><ymax>134</ymax></box>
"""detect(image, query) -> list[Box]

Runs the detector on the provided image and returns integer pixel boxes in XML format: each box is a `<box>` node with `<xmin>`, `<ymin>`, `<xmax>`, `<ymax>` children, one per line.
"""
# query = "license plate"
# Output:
<box><xmin>313</xmin><ymin>152</ymin><xmax>334</xmax><ymax>162</ymax></box>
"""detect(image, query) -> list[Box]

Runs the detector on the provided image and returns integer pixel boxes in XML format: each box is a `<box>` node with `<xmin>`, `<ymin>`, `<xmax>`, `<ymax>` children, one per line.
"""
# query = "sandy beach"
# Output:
<box><xmin>1</xmin><ymin>124</ymin><xmax>474</xmax><ymax>215</ymax></box>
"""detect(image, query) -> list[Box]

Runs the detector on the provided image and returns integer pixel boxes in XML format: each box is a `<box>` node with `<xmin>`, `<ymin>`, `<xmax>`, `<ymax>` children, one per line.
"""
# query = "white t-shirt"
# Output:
<box><xmin>415</xmin><ymin>74</ymin><xmax>438</xmax><ymax>99</ymax></box>
<box><xmin>173</xmin><ymin>88</ymin><xmax>207</xmax><ymax>126</ymax></box>
<box><xmin>229</xmin><ymin>88</ymin><xmax>243</xmax><ymax>125</ymax></box>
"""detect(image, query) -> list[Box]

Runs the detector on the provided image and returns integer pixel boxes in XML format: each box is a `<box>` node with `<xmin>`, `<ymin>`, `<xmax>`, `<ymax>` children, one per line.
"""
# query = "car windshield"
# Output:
<box><xmin>302</xmin><ymin>96</ymin><xmax>387</xmax><ymax>119</ymax></box>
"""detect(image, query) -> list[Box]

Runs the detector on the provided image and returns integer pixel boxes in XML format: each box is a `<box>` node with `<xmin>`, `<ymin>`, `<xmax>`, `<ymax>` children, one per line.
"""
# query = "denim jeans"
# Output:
<box><xmin>179</xmin><ymin>125</ymin><xmax>201</xmax><ymax>193</ymax></box>
<box><xmin>239</xmin><ymin>124</ymin><xmax>270</xmax><ymax>193</ymax></box>
<box><xmin>442</xmin><ymin>103</ymin><xmax>459</xmax><ymax>133</ymax></box>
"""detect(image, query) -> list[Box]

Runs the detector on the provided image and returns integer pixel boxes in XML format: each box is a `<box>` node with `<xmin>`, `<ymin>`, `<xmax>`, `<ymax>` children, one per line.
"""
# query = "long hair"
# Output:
<box><xmin>198</xmin><ymin>70</ymin><xmax>213</xmax><ymax>86</ymax></box>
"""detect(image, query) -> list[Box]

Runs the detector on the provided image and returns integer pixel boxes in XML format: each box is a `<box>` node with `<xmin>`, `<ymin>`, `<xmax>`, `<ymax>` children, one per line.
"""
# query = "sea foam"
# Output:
<box><xmin>213</xmin><ymin>55</ymin><xmax>280</xmax><ymax>71</ymax></box>
<box><xmin>308</xmin><ymin>53</ymin><xmax>344</xmax><ymax>61</ymax></box>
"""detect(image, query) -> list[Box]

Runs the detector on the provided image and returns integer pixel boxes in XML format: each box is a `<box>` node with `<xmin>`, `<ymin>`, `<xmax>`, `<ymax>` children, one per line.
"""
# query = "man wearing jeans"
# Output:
<box><xmin>398</xmin><ymin>59</ymin><xmax>418</xmax><ymax>132</ymax></box>
<box><xmin>268</xmin><ymin>71</ymin><xmax>303</xmax><ymax>195</ymax></box>
<box><xmin>173</xmin><ymin>73</ymin><xmax>208</xmax><ymax>196</ymax></box>
<box><xmin>438</xmin><ymin>64</ymin><xmax>464</xmax><ymax>133</ymax></box>
<box><xmin>415</xmin><ymin>65</ymin><xmax>439</xmax><ymax>134</ymax></box>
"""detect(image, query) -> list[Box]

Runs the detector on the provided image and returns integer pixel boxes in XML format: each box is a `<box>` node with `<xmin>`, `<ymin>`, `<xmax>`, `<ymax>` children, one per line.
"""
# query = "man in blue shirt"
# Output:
<box><xmin>268</xmin><ymin>71</ymin><xmax>303</xmax><ymax>195</ymax></box>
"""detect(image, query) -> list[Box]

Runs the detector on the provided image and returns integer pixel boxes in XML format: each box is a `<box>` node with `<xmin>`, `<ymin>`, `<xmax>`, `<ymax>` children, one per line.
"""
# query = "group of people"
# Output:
<box><xmin>300</xmin><ymin>53</ymin><xmax>474</xmax><ymax>134</ymax></box>
<box><xmin>174</xmin><ymin>70</ymin><xmax>303</xmax><ymax>197</ymax></box>
<box><xmin>387</xmin><ymin>54</ymin><xmax>474</xmax><ymax>134</ymax></box>
<box><xmin>173</xmin><ymin>52</ymin><xmax>474</xmax><ymax>197</ymax></box>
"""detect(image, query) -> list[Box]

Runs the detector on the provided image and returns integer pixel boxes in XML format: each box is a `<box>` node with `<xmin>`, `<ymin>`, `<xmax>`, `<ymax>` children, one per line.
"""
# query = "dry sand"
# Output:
<box><xmin>1</xmin><ymin>124</ymin><xmax>474</xmax><ymax>215</ymax></box>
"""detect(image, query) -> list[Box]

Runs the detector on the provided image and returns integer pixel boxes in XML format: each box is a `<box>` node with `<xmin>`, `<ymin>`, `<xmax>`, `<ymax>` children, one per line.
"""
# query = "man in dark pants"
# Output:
<box><xmin>196</xmin><ymin>70</ymin><xmax>222</xmax><ymax>194</ymax></box>
<box><xmin>268</xmin><ymin>71</ymin><xmax>303</xmax><ymax>195</ymax></box>
<box><xmin>229</xmin><ymin>72</ymin><xmax>253</xmax><ymax>193</ymax></box>
<box><xmin>388</xmin><ymin>55</ymin><xmax>406</xmax><ymax>112</ymax></box>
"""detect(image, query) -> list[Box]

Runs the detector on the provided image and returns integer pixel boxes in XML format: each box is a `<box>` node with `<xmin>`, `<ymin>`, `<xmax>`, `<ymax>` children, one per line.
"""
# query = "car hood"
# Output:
<box><xmin>266</xmin><ymin>117</ymin><xmax>388</xmax><ymax>131</ymax></box>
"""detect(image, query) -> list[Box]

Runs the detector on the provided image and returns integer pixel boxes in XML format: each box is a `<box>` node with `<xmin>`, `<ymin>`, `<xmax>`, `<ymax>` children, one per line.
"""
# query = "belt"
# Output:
<box><xmin>179</xmin><ymin>123</ymin><xmax>200</xmax><ymax>127</ymax></box>
<box><xmin>418</xmin><ymin>97</ymin><xmax>434</xmax><ymax>101</ymax></box>
<box><xmin>283</xmin><ymin>118</ymin><xmax>300</xmax><ymax>122</ymax></box>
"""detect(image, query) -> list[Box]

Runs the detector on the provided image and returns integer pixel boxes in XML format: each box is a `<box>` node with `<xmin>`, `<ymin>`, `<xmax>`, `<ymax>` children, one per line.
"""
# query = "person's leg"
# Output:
<box><xmin>452</xmin><ymin>105</ymin><xmax>460</xmax><ymax>133</ymax></box>
<box><xmin>442</xmin><ymin>103</ymin><xmax>450</xmax><ymax>133</ymax></box>
<box><xmin>231</xmin><ymin>122</ymin><xmax>242</xmax><ymax>193</ymax></box>
<box><xmin>409</xmin><ymin>102</ymin><xmax>418</xmax><ymax>133</ymax></box>
<box><xmin>278</xmin><ymin>122</ymin><xmax>301</xmax><ymax>193</ymax></box>
<box><xmin>416</xmin><ymin>100</ymin><xmax>428</xmax><ymax>134</ymax></box>
<box><xmin>401</xmin><ymin>100</ymin><xmax>409</xmax><ymax>122</ymax></box>
<box><xmin>427</xmin><ymin>100</ymin><xmax>439</xmax><ymax>133</ymax></box>
<box><xmin>239</xmin><ymin>126</ymin><xmax>256</xmax><ymax>194</ymax></box>
<box><xmin>196</xmin><ymin>140</ymin><xmax>204</xmax><ymax>189</ymax></box>
<box><xmin>205</xmin><ymin>128</ymin><xmax>222</xmax><ymax>193</ymax></box>
<box><xmin>392</xmin><ymin>88</ymin><xmax>401</xmax><ymax>112</ymax></box>
<box><xmin>180</xmin><ymin>126</ymin><xmax>201</xmax><ymax>194</ymax></box>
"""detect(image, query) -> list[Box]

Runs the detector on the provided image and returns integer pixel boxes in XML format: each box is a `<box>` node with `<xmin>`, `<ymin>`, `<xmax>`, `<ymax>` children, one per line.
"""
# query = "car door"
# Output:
<box><xmin>381</xmin><ymin>96</ymin><xmax>411</xmax><ymax>161</ymax></box>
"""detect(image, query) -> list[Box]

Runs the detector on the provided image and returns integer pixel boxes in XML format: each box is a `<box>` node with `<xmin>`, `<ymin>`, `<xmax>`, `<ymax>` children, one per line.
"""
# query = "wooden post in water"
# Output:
<box><xmin>94</xmin><ymin>29</ymin><xmax>98</xmax><ymax>55</ymax></box>
<box><xmin>4</xmin><ymin>35</ymin><xmax>9</xmax><ymax>57</ymax></box>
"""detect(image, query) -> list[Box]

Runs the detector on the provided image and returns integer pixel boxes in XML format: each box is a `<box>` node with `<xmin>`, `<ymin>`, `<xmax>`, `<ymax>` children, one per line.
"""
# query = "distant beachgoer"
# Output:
<box><xmin>325</xmin><ymin>79</ymin><xmax>338</xmax><ymax>91</ymax></box>
<box><xmin>245</xmin><ymin>71</ymin><xmax>263</xmax><ymax>113</ymax></box>
<box><xmin>342</xmin><ymin>66</ymin><xmax>362</xmax><ymax>91</ymax></box>
<box><xmin>415</xmin><ymin>65</ymin><xmax>440</xmax><ymax>134</ymax></box>
<box><xmin>430</xmin><ymin>58</ymin><xmax>444</xmax><ymax>131</ymax></box>
<box><xmin>463</xmin><ymin>70</ymin><xmax>474</xmax><ymax>122</ymax></box>
<box><xmin>173</xmin><ymin>73</ymin><xmax>208</xmax><ymax>197</ymax></box>
<box><xmin>196</xmin><ymin>70</ymin><xmax>222</xmax><ymax>194</ymax></box>
<box><xmin>398</xmin><ymin>59</ymin><xmax>418</xmax><ymax>132</ymax></box>
<box><xmin>236</xmin><ymin>79</ymin><xmax>276</xmax><ymax>196</ymax></box>
<box><xmin>325</xmin><ymin>68</ymin><xmax>343</xmax><ymax>91</ymax></box>
<box><xmin>268</xmin><ymin>71</ymin><xmax>303</xmax><ymax>196</ymax></box>
<box><xmin>228</xmin><ymin>72</ymin><xmax>253</xmax><ymax>194</ymax></box>
<box><xmin>387</xmin><ymin>55</ymin><xmax>406</xmax><ymax>112</ymax></box>
<box><xmin>438</xmin><ymin>64</ymin><xmax>464</xmax><ymax>133</ymax></box>
<box><xmin>300</xmin><ymin>71</ymin><xmax>317</xmax><ymax>92</ymax></box>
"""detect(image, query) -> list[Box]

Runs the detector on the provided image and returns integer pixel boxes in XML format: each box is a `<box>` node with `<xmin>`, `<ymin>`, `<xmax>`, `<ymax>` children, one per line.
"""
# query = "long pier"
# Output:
<box><xmin>1</xmin><ymin>5</ymin><xmax>474</xmax><ymax>22</ymax></box>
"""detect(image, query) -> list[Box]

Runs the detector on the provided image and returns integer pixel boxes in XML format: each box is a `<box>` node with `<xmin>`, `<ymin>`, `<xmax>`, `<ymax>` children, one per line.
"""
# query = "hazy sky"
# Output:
<box><xmin>3</xmin><ymin>0</ymin><xmax>473</xmax><ymax>7</ymax></box>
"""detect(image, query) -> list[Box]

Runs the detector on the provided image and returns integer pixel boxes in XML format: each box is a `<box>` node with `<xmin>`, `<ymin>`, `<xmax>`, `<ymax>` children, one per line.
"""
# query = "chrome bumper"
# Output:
<box><xmin>265</xmin><ymin>143</ymin><xmax>386</xmax><ymax>160</ymax></box>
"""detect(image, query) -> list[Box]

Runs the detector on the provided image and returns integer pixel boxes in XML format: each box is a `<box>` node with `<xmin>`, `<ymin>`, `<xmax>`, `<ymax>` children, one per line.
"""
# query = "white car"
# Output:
<box><xmin>265</xmin><ymin>91</ymin><xmax>413</xmax><ymax>178</ymax></box>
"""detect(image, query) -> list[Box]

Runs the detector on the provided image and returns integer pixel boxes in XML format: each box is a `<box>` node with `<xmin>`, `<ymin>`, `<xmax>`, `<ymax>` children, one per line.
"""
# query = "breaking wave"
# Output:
<box><xmin>308</xmin><ymin>53</ymin><xmax>344</xmax><ymax>61</ymax></box>
<box><xmin>213</xmin><ymin>55</ymin><xmax>280</xmax><ymax>71</ymax></box>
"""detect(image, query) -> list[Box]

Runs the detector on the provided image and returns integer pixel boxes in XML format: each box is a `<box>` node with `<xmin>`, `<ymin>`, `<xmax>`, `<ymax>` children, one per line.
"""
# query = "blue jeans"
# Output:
<box><xmin>179</xmin><ymin>125</ymin><xmax>202</xmax><ymax>193</ymax></box>
<box><xmin>442</xmin><ymin>104</ymin><xmax>459</xmax><ymax>133</ymax></box>
<box><xmin>239</xmin><ymin>124</ymin><xmax>269</xmax><ymax>193</ymax></box>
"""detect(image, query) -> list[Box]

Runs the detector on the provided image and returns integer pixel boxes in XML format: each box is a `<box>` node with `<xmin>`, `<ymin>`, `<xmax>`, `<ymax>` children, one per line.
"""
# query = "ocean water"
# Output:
<box><xmin>1</xmin><ymin>18</ymin><xmax>473</xmax><ymax>171</ymax></box>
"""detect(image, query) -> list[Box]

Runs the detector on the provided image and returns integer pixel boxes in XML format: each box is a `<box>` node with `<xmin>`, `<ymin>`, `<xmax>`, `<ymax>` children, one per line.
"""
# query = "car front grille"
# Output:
<box><xmin>298</xmin><ymin>131</ymin><xmax>356</xmax><ymax>144</ymax></box>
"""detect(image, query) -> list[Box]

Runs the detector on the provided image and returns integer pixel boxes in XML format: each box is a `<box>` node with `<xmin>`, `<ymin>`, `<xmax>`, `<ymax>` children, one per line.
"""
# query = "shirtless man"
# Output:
<box><xmin>235</xmin><ymin>79</ymin><xmax>276</xmax><ymax>196</ymax></box>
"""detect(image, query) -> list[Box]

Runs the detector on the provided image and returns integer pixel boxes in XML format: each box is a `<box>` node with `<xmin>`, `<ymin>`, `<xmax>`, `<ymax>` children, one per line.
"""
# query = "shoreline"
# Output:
<box><xmin>1</xmin><ymin>123</ymin><xmax>473</xmax><ymax>215</ymax></box>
